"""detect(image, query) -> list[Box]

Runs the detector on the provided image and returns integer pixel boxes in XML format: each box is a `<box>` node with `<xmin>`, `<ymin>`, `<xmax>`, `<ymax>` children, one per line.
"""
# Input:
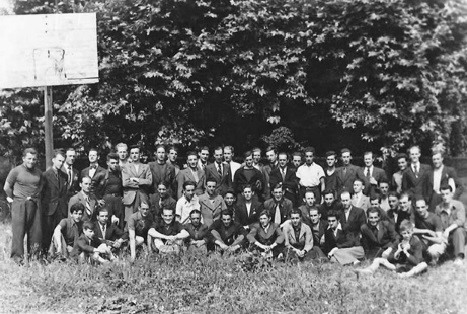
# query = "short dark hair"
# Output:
<box><xmin>340</xmin><ymin>148</ymin><xmax>351</xmax><ymax>155</ymax></box>
<box><xmin>399</xmin><ymin>220</ymin><xmax>413</xmax><ymax>232</ymax></box>
<box><xmin>322</xmin><ymin>189</ymin><xmax>335</xmax><ymax>198</ymax></box>
<box><xmin>88</xmin><ymin>148</ymin><xmax>99</xmax><ymax>155</ymax></box>
<box><xmin>221</xmin><ymin>209</ymin><xmax>233</xmax><ymax>218</ymax></box>
<box><xmin>186</xmin><ymin>151</ymin><xmax>198</xmax><ymax>159</ymax></box>
<box><xmin>243</xmin><ymin>150</ymin><xmax>253</xmax><ymax>159</ymax></box>
<box><xmin>70</xmin><ymin>202</ymin><xmax>85</xmax><ymax>214</ymax></box>
<box><xmin>440</xmin><ymin>184</ymin><xmax>453</xmax><ymax>192</ymax></box>
<box><xmin>98</xmin><ymin>207</ymin><xmax>109</xmax><ymax>214</ymax></box>
<box><xmin>206</xmin><ymin>177</ymin><xmax>218</xmax><ymax>185</ymax></box>
<box><xmin>387</xmin><ymin>191</ymin><xmax>399</xmax><ymax>199</ymax></box>
<box><xmin>272</xmin><ymin>183</ymin><xmax>283</xmax><ymax>191</ymax></box>
<box><xmin>367</xmin><ymin>207</ymin><xmax>381</xmax><ymax>216</ymax></box>
<box><xmin>265</xmin><ymin>146</ymin><xmax>277</xmax><ymax>154</ymax></box>
<box><xmin>83</xmin><ymin>221</ymin><xmax>94</xmax><ymax>230</ymax></box>
<box><xmin>327</xmin><ymin>210</ymin><xmax>340</xmax><ymax>220</ymax></box>
<box><xmin>161</xmin><ymin>207</ymin><xmax>175</xmax><ymax>215</ymax></box>
<box><xmin>225</xmin><ymin>189</ymin><xmax>235</xmax><ymax>197</ymax></box>
<box><xmin>107</xmin><ymin>152</ymin><xmax>119</xmax><ymax>161</ymax></box>
<box><xmin>189</xmin><ymin>209</ymin><xmax>202</xmax><ymax>217</ymax></box>
<box><xmin>304</xmin><ymin>147</ymin><xmax>315</xmax><ymax>154</ymax></box>
<box><xmin>155</xmin><ymin>144</ymin><xmax>166</xmax><ymax>152</ymax></box>
<box><xmin>52</xmin><ymin>149</ymin><xmax>65</xmax><ymax>159</ymax></box>
<box><xmin>259</xmin><ymin>209</ymin><xmax>271</xmax><ymax>219</ymax></box>
<box><xmin>363</xmin><ymin>151</ymin><xmax>374</xmax><ymax>158</ymax></box>
<box><xmin>183</xmin><ymin>180</ymin><xmax>196</xmax><ymax>190</ymax></box>
<box><xmin>396</xmin><ymin>153</ymin><xmax>407</xmax><ymax>161</ymax></box>
<box><xmin>290</xmin><ymin>209</ymin><xmax>302</xmax><ymax>217</ymax></box>
<box><xmin>278</xmin><ymin>152</ymin><xmax>288</xmax><ymax>159</ymax></box>
<box><xmin>23</xmin><ymin>148</ymin><xmax>38</xmax><ymax>157</ymax></box>
<box><xmin>325</xmin><ymin>151</ymin><xmax>336</xmax><ymax>158</ymax></box>
<box><xmin>129</xmin><ymin>145</ymin><xmax>140</xmax><ymax>152</ymax></box>
<box><xmin>242</xmin><ymin>184</ymin><xmax>253</xmax><ymax>192</ymax></box>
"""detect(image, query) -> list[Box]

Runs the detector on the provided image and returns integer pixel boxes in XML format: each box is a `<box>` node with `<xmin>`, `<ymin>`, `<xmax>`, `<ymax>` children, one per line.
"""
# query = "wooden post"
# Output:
<box><xmin>44</xmin><ymin>86</ymin><xmax>54</xmax><ymax>168</ymax></box>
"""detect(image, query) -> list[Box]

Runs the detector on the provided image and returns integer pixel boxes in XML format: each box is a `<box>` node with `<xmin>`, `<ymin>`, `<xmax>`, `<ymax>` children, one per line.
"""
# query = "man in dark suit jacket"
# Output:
<box><xmin>427</xmin><ymin>151</ymin><xmax>464</xmax><ymax>210</ymax></box>
<box><xmin>361</xmin><ymin>151</ymin><xmax>388</xmax><ymax>196</ymax></box>
<box><xmin>402</xmin><ymin>146</ymin><xmax>431</xmax><ymax>202</ymax></box>
<box><xmin>148</xmin><ymin>145</ymin><xmax>176</xmax><ymax>197</ymax></box>
<box><xmin>335</xmin><ymin>148</ymin><xmax>368</xmax><ymax>197</ymax></box>
<box><xmin>42</xmin><ymin>149</ymin><xmax>69</xmax><ymax>253</ymax></box>
<box><xmin>177</xmin><ymin>151</ymin><xmax>205</xmax><ymax>199</ymax></box>
<box><xmin>205</xmin><ymin>146</ymin><xmax>232</xmax><ymax>197</ymax></box>
<box><xmin>68</xmin><ymin>176</ymin><xmax>100</xmax><ymax>222</ymax></box>
<box><xmin>269</xmin><ymin>152</ymin><xmax>298</xmax><ymax>206</ymax></box>
<box><xmin>93</xmin><ymin>208</ymin><xmax>127</xmax><ymax>253</ymax></box>
<box><xmin>361</xmin><ymin>207</ymin><xmax>398</xmax><ymax>259</ymax></box>
<box><xmin>80</xmin><ymin>148</ymin><xmax>106</xmax><ymax>195</ymax></box>
<box><xmin>263</xmin><ymin>184</ymin><xmax>293</xmax><ymax>226</ymax></box>
<box><xmin>338</xmin><ymin>190</ymin><xmax>367</xmax><ymax>237</ymax></box>
<box><xmin>234</xmin><ymin>186</ymin><xmax>263</xmax><ymax>230</ymax></box>
<box><xmin>62</xmin><ymin>147</ymin><xmax>79</xmax><ymax>202</ymax></box>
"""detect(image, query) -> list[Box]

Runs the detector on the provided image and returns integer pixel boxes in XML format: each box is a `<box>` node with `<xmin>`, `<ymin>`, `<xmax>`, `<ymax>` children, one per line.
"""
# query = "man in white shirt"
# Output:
<box><xmin>296</xmin><ymin>147</ymin><xmax>325</xmax><ymax>204</ymax></box>
<box><xmin>197</xmin><ymin>146</ymin><xmax>209</xmax><ymax>171</ymax></box>
<box><xmin>175</xmin><ymin>181</ymin><xmax>201</xmax><ymax>224</ymax></box>
<box><xmin>223</xmin><ymin>145</ymin><xmax>241</xmax><ymax>181</ymax></box>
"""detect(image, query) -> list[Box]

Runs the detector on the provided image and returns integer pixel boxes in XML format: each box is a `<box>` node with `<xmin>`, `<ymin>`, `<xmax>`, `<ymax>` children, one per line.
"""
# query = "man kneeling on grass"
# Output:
<box><xmin>50</xmin><ymin>203</ymin><xmax>85</xmax><ymax>259</ymax></box>
<box><xmin>323</xmin><ymin>210</ymin><xmax>365</xmax><ymax>265</ymax></box>
<box><xmin>357</xmin><ymin>220</ymin><xmax>427</xmax><ymax>278</ymax></box>
<box><xmin>70</xmin><ymin>221</ymin><xmax>116</xmax><ymax>264</ymax></box>
<box><xmin>209</xmin><ymin>209</ymin><xmax>246</xmax><ymax>253</ymax></box>
<box><xmin>148</xmin><ymin>208</ymin><xmax>189</xmax><ymax>254</ymax></box>
<box><xmin>247</xmin><ymin>210</ymin><xmax>284</xmax><ymax>258</ymax></box>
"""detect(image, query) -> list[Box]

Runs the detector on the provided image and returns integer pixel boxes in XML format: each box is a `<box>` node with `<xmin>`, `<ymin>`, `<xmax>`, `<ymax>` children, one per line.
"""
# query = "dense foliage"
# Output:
<box><xmin>0</xmin><ymin>0</ymin><xmax>466</xmax><ymax>159</ymax></box>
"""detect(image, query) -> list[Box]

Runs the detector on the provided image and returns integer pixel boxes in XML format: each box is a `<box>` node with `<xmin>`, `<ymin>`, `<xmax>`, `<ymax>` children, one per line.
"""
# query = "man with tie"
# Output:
<box><xmin>247</xmin><ymin>210</ymin><xmax>285</xmax><ymax>258</ymax></box>
<box><xmin>263</xmin><ymin>183</ymin><xmax>293</xmax><ymax>226</ymax></box>
<box><xmin>93</xmin><ymin>207</ymin><xmax>126</xmax><ymax>254</ymax></box>
<box><xmin>402</xmin><ymin>145</ymin><xmax>431</xmax><ymax>202</ymax></box>
<box><xmin>62</xmin><ymin>147</ymin><xmax>79</xmax><ymax>202</ymax></box>
<box><xmin>205</xmin><ymin>146</ymin><xmax>232</xmax><ymax>197</ymax></box>
<box><xmin>223</xmin><ymin>146</ymin><xmax>241</xmax><ymax>181</ymax></box>
<box><xmin>296</xmin><ymin>147</ymin><xmax>325</xmax><ymax>204</ymax></box>
<box><xmin>360</xmin><ymin>207</ymin><xmax>398</xmax><ymax>259</ymax></box>
<box><xmin>352</xmin><ymin>178</ymin><xmax>370</xmax><ymax>212</ymax></box>
<box><xmin>362</xmin><ymin>151</ymin><xmax>387</xmax><ymax>196</ymax></box>
<box><xmin>338</xmin><ymin>190</ymin><xmax>366</xmax><ymax>238</ymax></box>
<box><xmin>68</xmin><ymin>176</ymin><xmax>99</xmax><ymax>222</ymax></box>
<box><xmin>197</xmin><ymin>146</ymin><xmax>210</xmax><ymax>171</ymax></box>
<box><xmin>41</xmin><ymin>149</ymin><xmax>68</xmax><ymax>254</ymax></box>
<box><xmin>80</xmin><ymin>148</ymin><xmax>106</xmax><ymax>194</ymax></box>
<box><xmin>198</xmin><ymin>178</ymin><xmax>227</xmax><ymax>227</ymax></box>
<box><xmin>269</xmin><ymin>152</ymin><xmax>298</xmax><ymax>206</ymax></box>
<box><xmin>234</xmin><ymin>185</ymin><xmax>263</xmax><ymax>230</ymax></box>
<box><xmin>148</xmin><ymin>145</ymin><xmax>176</xmax><ymax>197</ymax></box>
<box><xmin>177</xmin><ymin>151</ymin><xmax>206</xmax><ymax>199</ymax></box>
<box><xmin>122</xmin><ymin>146</ymin><xmax>153</xmax><ymax>223</ymax></box>
<box><xmin>335</xmin><ymin>148</ymin><xmax>367</xmax><ymax>198</ymax></box>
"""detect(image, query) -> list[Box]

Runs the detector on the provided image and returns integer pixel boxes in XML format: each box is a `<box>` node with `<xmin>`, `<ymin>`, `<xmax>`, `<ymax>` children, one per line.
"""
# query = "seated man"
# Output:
<box><xmin>323</xmin><ymin>210</ymin><xmax>364</xmax><ymax>265</ymax></box>
<box><xmin>149</xmin><ymin>181</ymin><xmax>176</xmax><ymax>222</ymax></box>
<box><xmin>435</xmin><ymin>185</ymin><xmax>466</xmax><ymax>266</ymax></box>
<box><xmin>308</xmin><ymin>207</ymin><xmax>328</xmax><ymax>250</ymax></box>
<box><xmin>93</xmin><ymin>207</ymin><xmax>127</xmax><ymax>254</ymax></box>
<box><xmin>317</xmin><ymin>189</ymin><xmax>339</xmax><ymax>220</ymax></box>
<box><xmin>183</xmin><ymin>209</ymin><xmax>210</xmax><ymax>254</ymax></box>
<box><xmin>128</xmin><ymin>201</ymin><xmax>154</xmax><ymax>262</ymax></box>
<box><xmin>352</xmin><ymin>178</ymin><xmax>370</xmax><ymax>212</ymax></box>
<box><xmin>387</xmin><ymin>192</ymin><xmax>413</xmax><ymax>233</ymax></box>
<box><xmin>210</xmin><ymin>209</ymin><xmax>246</xmax><ymax>253</ymax></box>
<box><xmin>413</xmin><ymin>198</ymin><xmax>445</xmax><ymax>265</ymax></box>
<box><xmin>298</xmin><ymin>189</ymin><xmax>317</xmax><ymax>225</ymax></box>
<box><xmin>368</xmin><ymin>194</ymin><xmax>389</xmax><ymax>221</ymax></box>
<box><xmin>247</xmin><ymin>210</ymin><xmax>284</xmax><ymax>258</ymax></box>
<box><xmin>283</xmin><ymin>209</ymin><xmax>325</xmax><ymax>261</ymax></box>
<box><xmin>224</xmin><ymin>189</ymin><xmax>238</xmax><ymax>213</ymax></box>
<box><xmin>357</xmin><ymin>220</ymin><xmax>427</xmax><ymax>278</ymax></box>
<box><xmin>234</xmin><ymin>185</ymin><xmax>263</xmax><ymax>231</ymax></box>
<box><xmin>175</xmin><ymin>181</ymin><xmax>200</xmax><ymax>224</ymax></box>
<box><xmin>50</xmin><ymin>203</ymin><xmax>85</xmax><ymax>258</ymax></box>
<box><xmin>68</xmin><ymin>176</ymin><xmax>100</xmax><ymax>222</ymax></box>
<box><xmin>198</xmin><ymin>178</ymin><xmax>227</xmax><ymax>227</ymax></box>
<box><xmin>70</xmin><ymin>221</ymin><xmax>115</xmax><ymax>264</ymax></box>
<box><xmin>148</xmin><ymin>208</ymin><xmax>189</xmax><ymax>254</ymax></box>
<box><xmin>360</xmin><ymin>207</ymin><xmax>398</xmax><ymax>259</ymax></box>
<box><xmin>264</xmin><ymin>183</ymin><xmax>293</xmax><ymax>226</ymax></box>
<box><xmin>378</xmin><ymin>180</ymin><xmax>391</xmax><ymax>212</ymax></box>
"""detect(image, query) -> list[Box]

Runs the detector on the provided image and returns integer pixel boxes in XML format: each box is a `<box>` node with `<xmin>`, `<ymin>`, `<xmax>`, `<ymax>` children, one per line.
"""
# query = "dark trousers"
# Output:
<box><xmin>11</xmin><ymin>199</ymin><xmax>42</xmax><ymax>261</ymax></box>
<box><xmin>104</xmin><ymin>194</ymin><xmax>124</xmax><ymax>229</ymax></box>
<box><xmin>42</xmin><ymin>211</ymin><xmax>62</xmax><ymax>254</ymax></box>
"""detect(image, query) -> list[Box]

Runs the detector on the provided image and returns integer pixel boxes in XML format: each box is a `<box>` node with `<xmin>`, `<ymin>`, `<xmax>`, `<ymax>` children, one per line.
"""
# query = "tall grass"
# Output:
<box><xmin>0</xmin><ymin>222</ymin><xmax>465</xmax><ymax>313</ymax></box>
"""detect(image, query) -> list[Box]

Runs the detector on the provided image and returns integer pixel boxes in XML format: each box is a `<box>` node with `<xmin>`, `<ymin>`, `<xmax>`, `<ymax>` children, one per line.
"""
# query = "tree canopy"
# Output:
<box><xmin>1</xmin><ymin>0</ymin><xmax>466</xmax><ymax>160</ymax></box>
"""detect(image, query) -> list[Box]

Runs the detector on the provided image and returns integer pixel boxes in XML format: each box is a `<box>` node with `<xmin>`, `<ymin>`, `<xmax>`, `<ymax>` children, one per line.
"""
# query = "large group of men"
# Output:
<box><xmin>4</xmin><ymin>143</ymin><xmax>465</xmax><ymax>277</ymax></box>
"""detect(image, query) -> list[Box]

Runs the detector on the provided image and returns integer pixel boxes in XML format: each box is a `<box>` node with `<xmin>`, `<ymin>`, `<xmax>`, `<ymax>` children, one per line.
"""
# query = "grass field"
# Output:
<box><xmin>0</xmin><ymin>223</ymin><xmax>466</xmax><ymax>313</ymax></box>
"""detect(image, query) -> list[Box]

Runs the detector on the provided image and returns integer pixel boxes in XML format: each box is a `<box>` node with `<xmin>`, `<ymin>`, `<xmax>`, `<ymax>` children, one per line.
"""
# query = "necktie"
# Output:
<box><xmin>85</xmin><ymin>196</ymin><xmax>92</xmax><ymax>217</ymax></box>
<box><xmin>366</xmin><ymin>167</ymin><xmax>371</xmax><ymax>178</ymax></box>
<box><xmin>274</xmin><ymin>203</ymin><xmax>281</xmax><ymax>224</ymax></box>
<box><xmin>102</xmin><ymin>224</ymin><xmax>106</xmax><ymax>240</ymax></box>
<box><xmin>217</xmin><ymin>163</ymin><xmax>222</xmax><ymax>176</ymax></box>
<box><xmin>413</xmin><ymin>164</ymin><xmax>419</xmax><ymax>177</ymax></box>
<box><xmin>68</xmin><ymin>166</ymin><xmax>72</xmax><ymax>185</ymax></box>
<box><xmin>343</xmin><ymin>167</ymin><xmax>347</xmax><ymax>176</ymax></box>
<box><xmin>281</xmin><ymin>168</ymin><xmax>286</xmax><ymax>180</ymax></box>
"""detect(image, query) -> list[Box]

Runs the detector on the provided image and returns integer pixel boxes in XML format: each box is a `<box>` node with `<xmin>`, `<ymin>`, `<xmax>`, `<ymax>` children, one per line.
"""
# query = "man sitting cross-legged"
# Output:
<box><xmin>357</xmin><ymin>220</ymin><xmax>427</xmax><ymax>278</ymax></box>
<box><xmin>50</xmin><ymin>203</ymin><xmax>85</xmax><ymax>259</ymax></box>
<box><xmin>70</xmin><ymin>221</ymin><xmax>116</xmax><ymax>264</ymax></box>
<box><xmin>283</xmin><ymin>209</ymin><xmax>325</xmax><ymax>261</ymax></box>
<box><xmin>209</xmin><ymin>209</ymin><xmax>246</xmax><ymax>254</ymax></box>
<box><xmin>360</xmin><ymin>207</ymin><xmax>398</xmax><ymax>260</ymax></box>
<box><xmin>323</xmin><ymin>210</ymin><xmax>365</xmax><ymax>265</ymax></box>
<box><xmin>148</xmin><ymin>208</ymin><xmax>189</xmax><ymax>255</ymax></box>
<box><xmin>184</xmin><ymin>209</ymin><xmax>211</xmax><ymax>254</ymax></box>
<box><xmin>247</xmin><ymin>210</ymin><xmax>284</xmax><ymax>258</ymax></box>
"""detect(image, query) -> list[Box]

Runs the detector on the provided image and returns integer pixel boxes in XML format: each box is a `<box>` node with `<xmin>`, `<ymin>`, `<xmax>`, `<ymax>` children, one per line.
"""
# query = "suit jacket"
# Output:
<box><xmin>283</xmin><ymin>222</ymin><xmax>313</xmax><ymax>252</ymax></box>
<box><xmin>41</xmin><ymin>167</ymin><xmax>68</xmax><ymax>217</ymax></box>
<box><xmin>361</xmin><ymin>220</ymin><xmax>397</xmax><ymax>257</ymax></box>
<box><xmin>401</xmin><ymin>163</ymin><xmax>431</xmax><ymax>201</ymax></box>
<box><xmin>234</xmin><ymin>200</ymin><xmax>263</xmax><ymax>227</ymax></box>
<box><xmin>309</xmin><ymin>220</ymin><xmax>328</xmax><ymax>247</ymax></box>
<box><xmin>269</xmin><ymin>166</ymin><xmax>298</xmax><ymax>200</ymax></box>
<box><xmin>352</xmin><ymin>193</ymin><xmax>370</xmax><ymax>212</ymax></box>
<box><xmin>93</xmin><ymin>221</ymin><xmax>126</xmax><ymax>242</ymax></box>
<box><xmin>247</xmin><ymin>222</ymin><xmax>284</xmax><ymax>245</ymax></box>
<box><xmin>68</xmin><ymin>191</ymin><xmax>98</xmax><ymax>222</ymax></box>
<box><xmin>148</xmin><ymin>161</ymin><xmax>176</xmax><ymax>194</ymax></box>
<box><xmin>339</xmin><ymin>205</ymin><xmax>367</xmax><ymax>236</ymax></box>
<box><xmin>427</xmin><ymin>166</ymin><xmax>464</xmax><ymax>200</ymax></box>
<box><xmin>323</xmin><ymin>226</ymin><xmax>360</xmax><ymax>254</ymax></box>
<box><xmin>198</xmin><ymin>193</ymin><xmax>227</xmax><ymax>227</ymax></box>
<box><xmin>233</xmin><ymin>166</ymin><xmax>265</xmax><ymax>196</ymax></box>
<box><xmin>80</xmin><ymin>165</ymin><xmax>106</xmax><ymax>195</ymax></box>
<box><xmin>361</xmin><ymin>166</ymin><xmax>387</xmax><ymax>195</ymax></box>
<box><xmin>263</xmin><ymin>198</ymin><xmax>293</xmax><ymax>225</ymax></box>
<box><xmin>149</xmin><ymin>193</ymin><xmax>176</xmax><ymax>219</ymax></box>
<box><xmin>205</xmin><ymin>162</ymin><xmax>232</xmax><ymax>197</ymax></box>
<box><xmin>336</xmin><ymin>164</ymin><xmax>368</xmax><ymax>195</ymax></box>
<box><xmin>122</xmin><ymin>162</ymin><xmax>153</xmax><ymax>206</ymax></box>
<box><xmin>177</xmin><ymin>167</ymin><xmax>206</xmax><ymax>199</ymax></box>
<box><xmin>62</xmin><ymin>164</ymin><xmax>79</xmax><ymax>200</ymax></box>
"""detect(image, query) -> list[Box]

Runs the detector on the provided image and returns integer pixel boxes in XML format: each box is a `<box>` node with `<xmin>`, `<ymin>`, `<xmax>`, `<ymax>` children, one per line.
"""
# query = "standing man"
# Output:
<box><xmin>335</xmin><ymin>148</ymin><xmax>367</xmax><ymax>197</ymax></box>
<box><xmin>233</xmin><ymin>151</ymin><xmax>265</xmax><ymax>201</ymax></box>
<box><xmin>198</xmin><ymin>178</ymin><xmax>227</xmax><ymax>227</ymax></box>
<box><xmin>122</xmin><ymin>146</ymin><xmax>153</xmax><ymax>223</ymax></box>
<box><xmin>177</xmin><ymin>151</ymin><xmax>205</xmax><ymax>199</ymax></box>
<box><xmin>148</xmin><ymin>145</ymin><xmax>176</xmax><ymax>197</ymax></box>
<box><xmin>391</xmin><ymin>153</ymin><xmax>408</xmax><ymax>193</ymax></box>
<box><xmin>234</xmin><ymin>185</ymin><xmax>263</xmax><ymax>231</ymax></box>
<box><xmin>205</xmin><ymin>146</ymin><xmax>232</xmax><ymax>197</ymax></box>
<box><xmin>62</xmin><ymin>147</ymin><xmax>79</xmax><ymax>201</ymax></box>
<box><xmin>402</xmin><ymin>145</ymin><xmax>431</xmax><ymax>202</ymax></box>
<box><xmin>362</xmin><ymin>151</ymin><xmax>387</xmax><ymax>196</ymax></box>
<box><xmin>223</xmin><ymin>146</ymin><xmax>241</xmax><ymax>181</ymax></box>
<box><xmin>338</xmin><ymin>190</ymin><xmax>366</xmax><ymax>239</ymax></box>
<box><xmin>263</xmin><ymin>183</ymin><xmax>293</xmax><ymax>226</ymax></box>
<box><xmin>116</xmin><ymin>143</ymin><xmax>130</xmax><ymax>168</ymax></box>
<box><xmin>292</xmin><ymin>152</ymin><xmax>303</xmax><ymax>169</ymax></box>
<box><xmin>323</xmin><ymin>151</ymin><xmax>338</xmax><ymax>194</ymax></box>
<box><xmin>80</xmin><ymin>148</ymin><xmax>106</xmax><ymax>194</ymax></box>
<box><xmin>41</xmin><ymin>149</ymin><xmax>68</xmax><ymax>254</ymax></box>
<box><xmin>4</xmin><ymin>148</ymin><xmax>43</xmax><ymax>263</ymax></box>
<box><xmin>428</xmin><ymin>150</ymin><xmax>463</xmax><ymax>211</ymax></box>
<box><xmin>269</xmin><ymin>152</ymin><xmax>298</xmax><ymax>206</ymax></box>
<box><xmin>167</xmin><ymin>146</ymin><xmax>180</xmax><ymax>177</ymax></box>
<box><xmin>197</xmin><ymin>146</ymin><xmax>210</xmax><ymax>171</ymax></box>
<box><xmin>296</xmin><ymin>147</ymin><xmax>325</xmax><ymax>204</ymax></box>
<box><xmin>262</xmin><ymin>146</ymin><xmax>279</xmax><ymax>200</ymax></box>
